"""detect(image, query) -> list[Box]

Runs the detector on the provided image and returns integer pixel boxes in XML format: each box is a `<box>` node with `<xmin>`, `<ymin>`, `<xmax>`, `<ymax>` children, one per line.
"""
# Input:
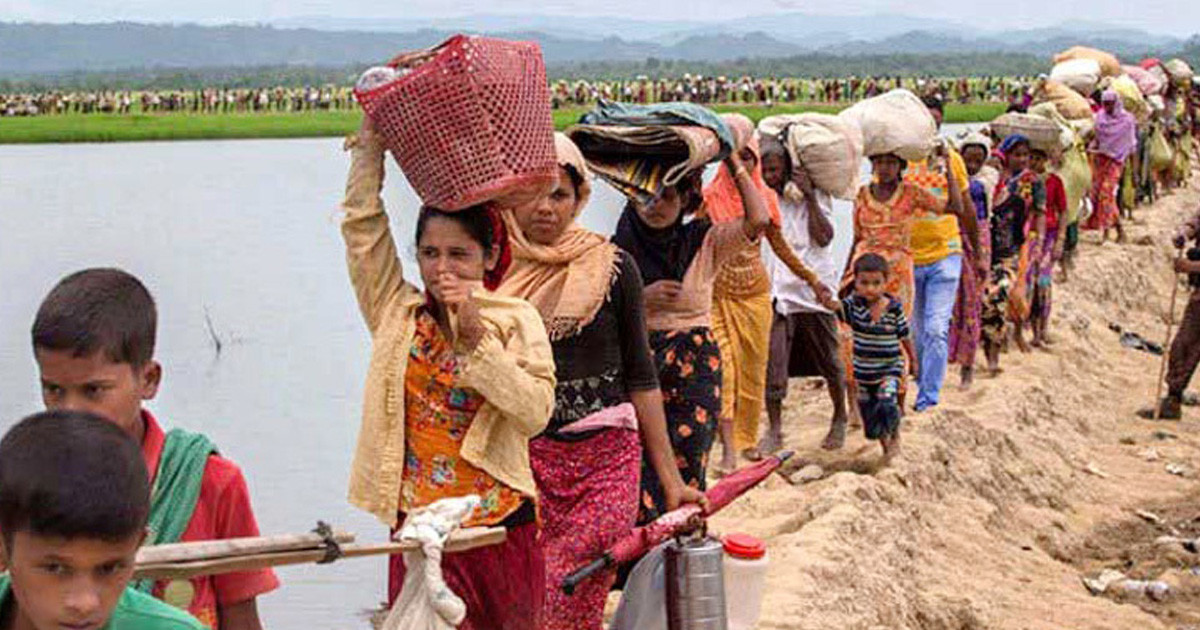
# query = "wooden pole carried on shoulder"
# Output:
<box><xmin>133</xmin><ymin>524</ymin><xmax>506</xmax><ymax>582</ymax></box>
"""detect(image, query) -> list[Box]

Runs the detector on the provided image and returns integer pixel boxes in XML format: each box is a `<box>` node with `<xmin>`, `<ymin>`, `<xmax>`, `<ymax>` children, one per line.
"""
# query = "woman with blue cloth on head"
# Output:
<box><xmin>981</xmin><ymin>134</ymin><xmax>1047</xmax><ymax>376</ymax></box>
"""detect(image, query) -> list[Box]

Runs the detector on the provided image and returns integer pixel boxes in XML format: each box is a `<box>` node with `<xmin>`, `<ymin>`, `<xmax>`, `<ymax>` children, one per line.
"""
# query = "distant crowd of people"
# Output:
<box><xmin>0</xmin><ymin>86</ymin><xmax>358</xmax><ymax>117</ymax></box>
<box><xmin>0</xmin><ymin>74</ymin><xmax>1036</xmax><ymax>117</ymax></box>
<box><xmin>551</xmin><ymin>75</ymin><xmax>1035</xmax><ymax>108</ymax></box>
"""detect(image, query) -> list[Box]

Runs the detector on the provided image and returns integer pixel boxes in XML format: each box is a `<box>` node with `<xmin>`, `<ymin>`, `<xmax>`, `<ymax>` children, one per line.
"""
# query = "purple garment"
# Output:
<box><xmin>1093</xmin><ymin>90</ymin><xmax>1138</xmax><ymax>162</ymax></box>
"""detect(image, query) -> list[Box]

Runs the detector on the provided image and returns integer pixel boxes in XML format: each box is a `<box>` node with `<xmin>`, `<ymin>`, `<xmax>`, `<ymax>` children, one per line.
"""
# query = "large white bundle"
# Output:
<box><xmin>1027</xmin><ymin>102</ymin><xmax>1079</xmax><ymax>150</ymax></box>
<box><xmin>991</xmin><ymin>112</ymin><xmax>1062</xmax><ymax>153</ymax></box>
<box><xmin>838</xmin><ymin>89</ymin><xmax>936</xmax><ymax>162</ymax></box>
<box><xmin>758</xmin><ymin>113</ymin><xmax>864</xmax><ymax>200</ymax></box>
<box><xmin>1050</xmin><ymin>59</ymin><xmax>1102</xmax><ymax>95</ymax></box>
<box><xmin>1054</xmin><ymin>46</ymin><xmax>1122</xmax><ymax>78</ymax></box>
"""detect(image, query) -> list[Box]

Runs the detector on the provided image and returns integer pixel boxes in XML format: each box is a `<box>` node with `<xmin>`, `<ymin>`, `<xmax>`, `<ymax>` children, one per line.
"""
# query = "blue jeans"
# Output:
<box><xmin>912</xmin><ymin>254</ymin><xmax>962</xmax><ymax>410</ymax></box>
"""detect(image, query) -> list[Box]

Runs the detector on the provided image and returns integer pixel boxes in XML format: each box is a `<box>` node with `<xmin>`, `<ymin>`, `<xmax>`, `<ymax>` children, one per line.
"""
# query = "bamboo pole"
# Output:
<box><xmin>136</xmin><ymin>530</ymin><xmax>355</xmax><ymax>566</ymax></box>
<box><xmin>133</xmin><ymin>527</ymin><xmax>506</xmax><ymax>581</ymax></box>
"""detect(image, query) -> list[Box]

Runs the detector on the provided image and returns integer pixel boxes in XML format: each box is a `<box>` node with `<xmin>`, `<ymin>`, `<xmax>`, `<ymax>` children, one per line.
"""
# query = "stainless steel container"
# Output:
<box><xmin>665</xmin><ymin>536</ymin><xmax>728</xmax><ymax>630</ymax></box>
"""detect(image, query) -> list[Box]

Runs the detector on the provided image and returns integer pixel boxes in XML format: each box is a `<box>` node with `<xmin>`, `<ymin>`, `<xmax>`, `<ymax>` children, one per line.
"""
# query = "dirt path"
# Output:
<box><xmin>710</xmin><ymin>171</ymin><xmax>1200</xmax><ymax>629</ymax></box>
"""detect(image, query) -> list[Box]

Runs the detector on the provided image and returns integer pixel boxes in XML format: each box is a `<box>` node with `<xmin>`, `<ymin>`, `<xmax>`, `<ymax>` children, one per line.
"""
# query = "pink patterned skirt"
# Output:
<box><xmin>531</xmin><ymin>427</ymin><xmax>642</xmax><ymax>630</ymax></box>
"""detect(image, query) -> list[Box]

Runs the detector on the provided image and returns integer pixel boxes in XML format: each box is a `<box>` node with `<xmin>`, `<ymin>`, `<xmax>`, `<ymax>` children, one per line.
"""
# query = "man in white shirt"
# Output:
<box><xmin>761</xmin><ymin>141</ymin><xmax>851</xmax><ymax>451</ymax></box>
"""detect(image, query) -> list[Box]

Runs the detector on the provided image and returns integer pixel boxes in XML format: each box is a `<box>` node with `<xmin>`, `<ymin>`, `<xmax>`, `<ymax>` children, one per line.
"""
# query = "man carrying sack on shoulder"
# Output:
<box><xmin>1142</xmin><ymin>203</ymin><xmax>1200</xmax><ymax>420</ymax></box>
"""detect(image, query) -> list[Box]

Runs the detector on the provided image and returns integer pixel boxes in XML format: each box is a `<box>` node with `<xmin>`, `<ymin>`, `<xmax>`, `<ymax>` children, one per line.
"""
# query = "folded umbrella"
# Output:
<box><xmin>561</xmin><ymin>451</ymin><xmax>793</xmax><ymax>594</ymax></box>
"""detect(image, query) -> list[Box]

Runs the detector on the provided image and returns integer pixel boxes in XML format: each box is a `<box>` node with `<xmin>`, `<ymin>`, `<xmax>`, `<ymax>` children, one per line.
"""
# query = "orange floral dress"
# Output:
<box><xmin>840</xmin><ymin>183</ymin><xmax>943</xmax><ymax>392</ymax></box>
<box><xmin>401</xmin><ymin>309</ymin><xmax>524</xmax><ymax>528</ymax></box>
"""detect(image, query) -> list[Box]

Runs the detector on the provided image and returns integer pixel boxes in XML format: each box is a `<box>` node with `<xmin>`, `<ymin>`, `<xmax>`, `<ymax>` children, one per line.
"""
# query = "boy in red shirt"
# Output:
<box><xmin>30</xmin><ymin>268</ymin><xmax>279</xmax><ymax>630</ymax></box>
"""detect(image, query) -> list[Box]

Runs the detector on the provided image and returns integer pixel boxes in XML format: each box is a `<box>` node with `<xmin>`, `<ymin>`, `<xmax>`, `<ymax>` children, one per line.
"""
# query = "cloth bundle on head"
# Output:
<box><xmin>1053</xmin><ymin>46</ymin><xmax>1122</xmax><ymax>78</ymax></box>
<box><xmin>1027</xmin><ymin>102</ymin><xmax>1080</xmax><ymax>150</ymax></box>
<box><xmin>1093</xmin><ymin>89</ymin><xmax>1138</xmax><ymax>162</ymax></box>
<box><xmin>838</xmin><ymin>89</ymin><xmax>937</xmax><ymax>161</ymax></box>
<box><xmin>567</xmin><ymin>100</ymin><xmax>732</xmax><ymax>205</ymax></box>
<box><xmin>499</xmin><ymin>133</ymin><xmax>620</xmax><ymax>341</ymax></box>
<box><xmin>990</xmin><ymin>112</ymin><xmax>1063</xmax><ymax>153</ymax></box>
<box><xmin>1050</xmin><ymin>58</ymin><xmax>1102</xmax><ymax>95</ymax></box>
<box><xmin>1122</xmin><ymin>64</ymin><xmax>1166</xmax><ymax>97</ymax></box>
<box><xmin>1031</xmin><ymin>78</ymin><xmax>1095</xmax><ymax>121</ymax></box>
<box><xmin>702</xmin><ymin>113</ymin><xmax>781</xmax><ymax>225</ymax></box>
<box><xmin>955</xmin><ymin>130</ymin><xmax>993</xmax><ymax>155</ymax></box>
<box><xmin>1165</xmin><ymin>59</ymin><xmax>1194</xmax><ymax>84</ymax></box>
<box><xmin>757</xmin><ymin>112</ymin><xmax>864</xmax><ymax>200</ymax></box>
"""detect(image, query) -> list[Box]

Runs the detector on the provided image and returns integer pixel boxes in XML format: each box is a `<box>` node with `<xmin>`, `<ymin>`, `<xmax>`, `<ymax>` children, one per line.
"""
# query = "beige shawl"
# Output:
<box><xmin>500</xmin><ymin>133</ymin><xmax>620</xmax><ymax>341</ymax></box>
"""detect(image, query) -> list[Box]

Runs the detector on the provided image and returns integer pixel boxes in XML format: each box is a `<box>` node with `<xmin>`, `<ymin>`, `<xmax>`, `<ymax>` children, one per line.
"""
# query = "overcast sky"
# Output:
<box><xmin>2</xmin><ymin>0</ymin><xmax>1196</xmax><ymax>36</ymax></box>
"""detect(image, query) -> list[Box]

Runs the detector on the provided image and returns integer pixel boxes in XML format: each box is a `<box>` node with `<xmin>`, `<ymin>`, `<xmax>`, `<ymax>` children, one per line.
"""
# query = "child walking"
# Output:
<box><xmin>839</xmin><ymin>254</ymin><xmax>917</xmax><ymax>459</ymax></box>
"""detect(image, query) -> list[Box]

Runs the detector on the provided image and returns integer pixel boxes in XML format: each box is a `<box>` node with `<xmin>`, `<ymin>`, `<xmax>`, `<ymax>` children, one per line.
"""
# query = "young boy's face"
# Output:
<box><xmin>854</xmin><ymin>270</ymin><xmax>888</xmax><ymax>302</ymax></box>
<box><xmin>34</xmin><ymin>349</ymin><xmax>160</xmax><ymax>441</ymax></box>
<box><xmin>2</xmin><ymin>530</ymin><xmax>142</xmax><ymax>630</ymax></box>
<box><xmin>761</xmin><ymin>153</ymin><xmax>789</xmax><ymax>191</ymax></box>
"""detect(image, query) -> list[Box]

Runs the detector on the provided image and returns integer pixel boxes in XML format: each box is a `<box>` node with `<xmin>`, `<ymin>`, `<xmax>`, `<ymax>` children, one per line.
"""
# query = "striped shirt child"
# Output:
<box><xmin>840</xmin><ymin>294</ymin><xmax>910</xmax><ymax>385</ymax></box>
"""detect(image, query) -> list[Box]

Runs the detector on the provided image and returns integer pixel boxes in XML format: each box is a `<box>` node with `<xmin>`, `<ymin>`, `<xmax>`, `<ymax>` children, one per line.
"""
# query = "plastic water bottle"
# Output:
<box><xmin>722</xmin><ymin>534</ymin><xmax>769</xmax><ymax>630</ymax></box>
<box><xmin>665</xmin><ymin>536</ymin><xmax>728</xmax><ymax>630</ymax></box>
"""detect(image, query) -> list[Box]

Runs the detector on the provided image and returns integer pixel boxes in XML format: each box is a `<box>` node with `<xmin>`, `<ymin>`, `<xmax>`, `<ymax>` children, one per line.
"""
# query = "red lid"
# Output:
<box><xmin>723</xmin><ymin>533</ymin><xmax>767</xmax><ymax>560</ymax></box>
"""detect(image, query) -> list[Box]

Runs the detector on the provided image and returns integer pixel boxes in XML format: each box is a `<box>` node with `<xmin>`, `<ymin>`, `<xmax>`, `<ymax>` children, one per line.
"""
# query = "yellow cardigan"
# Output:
<box><xmin>340</xmin><ymin>134</ymin><xmax>556</xmax><ymax>528</ymax></box>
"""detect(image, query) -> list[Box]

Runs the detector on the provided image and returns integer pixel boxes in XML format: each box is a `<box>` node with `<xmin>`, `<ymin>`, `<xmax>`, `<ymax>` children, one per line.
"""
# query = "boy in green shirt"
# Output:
<box><xmin>0</xmin><ymin>410</ymin><xmax>204</xmax><ymax>630</ymax></box>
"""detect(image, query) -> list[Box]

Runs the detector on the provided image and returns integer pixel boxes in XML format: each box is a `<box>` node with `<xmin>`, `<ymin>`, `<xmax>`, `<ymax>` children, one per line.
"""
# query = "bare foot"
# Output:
<box><xmin>881</xmin><ymin>432</ymin><xmax>902</xmax><ymax>462</ymax></box>
<box><xmin>848</xmin><ymin>402</ymin><xmax>863</xmax><ymax>430</ymax></box>
<box><xmin>821</xmin><ymin>420</ymin><xmax>847</xmax><ymax>451</ymax></box>
<box><xmin>958</xmin><ymin>366</ymin><xmax>974</xmax><ymax>391</ymax></box>
<box><xmin>716</xmin><ymin>453</ymin><xmax>737</xmax><ymax>477</ymax></box>
<box><xmin>757</xmin><ymin>431</ymin><xmax>783</xmax><ymax>456</ymax></box>
<box><xmin>711</xmin><ymin>462</ymin><xmax>735</xmax><ymax>479</ymax></box>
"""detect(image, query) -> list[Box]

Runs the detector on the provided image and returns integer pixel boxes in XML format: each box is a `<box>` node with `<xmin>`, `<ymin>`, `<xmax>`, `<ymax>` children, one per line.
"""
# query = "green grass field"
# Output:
<box><xmin>0</xmin><ymin>102</ymin><xmax>1006</xmax><ymax>144</ymax></box>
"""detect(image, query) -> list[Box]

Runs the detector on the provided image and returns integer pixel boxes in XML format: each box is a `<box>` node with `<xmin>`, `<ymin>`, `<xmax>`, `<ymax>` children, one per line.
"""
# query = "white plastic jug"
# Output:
<box><xmin>722</xmin><ymin>534</ymin><xmax>768</xmax><ymax>630</ymax></box>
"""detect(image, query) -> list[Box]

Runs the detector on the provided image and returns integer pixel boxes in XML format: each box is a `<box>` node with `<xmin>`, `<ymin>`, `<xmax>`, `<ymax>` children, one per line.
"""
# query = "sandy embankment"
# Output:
<box><xmin>712</xmin><ymin>169</ymin><xmax>1200</xmax><ymax>630</ymax></box>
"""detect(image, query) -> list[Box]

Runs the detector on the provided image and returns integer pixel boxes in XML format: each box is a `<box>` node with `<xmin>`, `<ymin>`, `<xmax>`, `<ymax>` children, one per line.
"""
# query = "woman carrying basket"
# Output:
<box><xmin>496</xmin><ymin>133</ymin><xmax>706</xmax><ymax>630</ymax></box>
<box><xmin>340</xmin><ymin>120</ymin><xmax>555</xmax><ymax>630</ymax></box>
<box><xmin>611</xmin><ymin>132</ymin><xmax>774</xmax><ymax>525</ymax></box>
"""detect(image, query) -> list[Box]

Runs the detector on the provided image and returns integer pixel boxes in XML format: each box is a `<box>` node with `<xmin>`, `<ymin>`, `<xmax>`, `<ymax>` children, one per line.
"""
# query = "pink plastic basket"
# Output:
<box><xmin>355</xmin><ymin>35</ymin><xmax>557</xmax><ymax>211</ymax></box>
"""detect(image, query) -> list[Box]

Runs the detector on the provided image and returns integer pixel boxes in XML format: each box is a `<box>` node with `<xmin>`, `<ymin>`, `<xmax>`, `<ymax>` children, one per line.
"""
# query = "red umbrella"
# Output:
<box><xmin>562</xmin><ymin>451</ymin><xmax>793</xmax><ymax>594</ymax></box>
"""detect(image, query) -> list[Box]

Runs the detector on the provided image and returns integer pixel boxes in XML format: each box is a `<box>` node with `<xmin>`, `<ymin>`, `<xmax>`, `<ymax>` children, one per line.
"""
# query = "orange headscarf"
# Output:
<box><xmin>702</xmin><ymin>113</ymin><xmax>782</xmax><ymax>225</ymax></box>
